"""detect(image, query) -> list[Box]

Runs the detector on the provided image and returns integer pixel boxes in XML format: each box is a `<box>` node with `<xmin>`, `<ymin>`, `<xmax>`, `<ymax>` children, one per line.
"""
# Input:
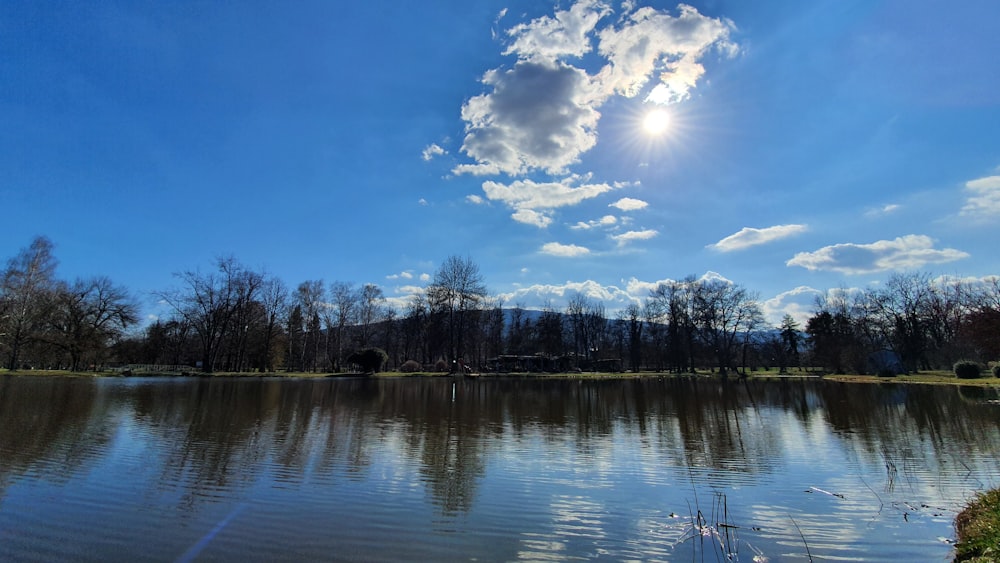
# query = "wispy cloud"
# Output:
<box><xmin>960</xmin><ymin>174</ymin><xmax>1000</xmax><ymax>219</ymax></box>
<box><xmin>540</xmin><ymin>242</ymin><xmax>591</xmax><ymax>257</ymax></box>
<box><xmin>787</xmin><ymin>235</ymin><xmax>969</xmax><ymax>274</ymax></box>
<box><xmin>864</xmin><ymin>203</ymin><xmax>900</xmax><ymax>218</ymax></box>
<box><xmin>386</xmin><ymin>270</ymin><xmax>415</xmax><ymax>280</ymax></box>
<box><xmin>421</xmin><ymin>143</ymin><xmax>446</xmax><ymax>161</ymax></box>
<box><xmin>711</xmin><ymin>224</ymin><xmax>807</xmax><ymax>252</ymax></box>
<box><xmin>571</xmin><ymin>215</ymin><xmax>618</xmax><ymax>230</ymax></box>
<box><xmin>612</xmin><ymin>229</ymin><xmax>658</xmax><ymax>246</ymax></box>
<box><xmin>609</xmin><ymin>197</ymin><xmax>648</xmax><ymax>211</ymax></box>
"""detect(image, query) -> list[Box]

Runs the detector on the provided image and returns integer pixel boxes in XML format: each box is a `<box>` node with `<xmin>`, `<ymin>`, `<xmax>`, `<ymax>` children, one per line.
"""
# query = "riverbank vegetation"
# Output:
<box><xmin>955</xmin><ymin>488</ymin><xmax>1000</xmax><ymax>562</ymax></box>
<box><xmin>2</xmin><ymin>236</ymin><xmax>998</xmax><ymax>376</ymax></box>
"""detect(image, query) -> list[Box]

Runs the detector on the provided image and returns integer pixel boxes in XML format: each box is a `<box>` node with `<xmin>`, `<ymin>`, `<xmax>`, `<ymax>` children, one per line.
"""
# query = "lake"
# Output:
<box><xmin>1</xmin><ymin>375</ymin><xmax>998</xmax><ymax>562</ymax></box>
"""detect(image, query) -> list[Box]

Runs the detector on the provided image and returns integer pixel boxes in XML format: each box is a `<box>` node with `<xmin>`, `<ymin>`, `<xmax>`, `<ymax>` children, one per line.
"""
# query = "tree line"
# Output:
<box><xmin>1</xmin><ymin>236</ymin><xmax>997</xmax><ymax>374</ymax></box>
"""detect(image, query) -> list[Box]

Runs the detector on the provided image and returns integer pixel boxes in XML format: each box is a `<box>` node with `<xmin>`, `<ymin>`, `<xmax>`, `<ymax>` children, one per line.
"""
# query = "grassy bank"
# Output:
<box><xmin>823</xmin><ymin>371</ymin><xmax>1000</xmax><ymax>387</ymax></box>
<box><xmin>955</xmin><ymin>488</ymin><xmax>1000</xmax><ymax>562</ymax></box>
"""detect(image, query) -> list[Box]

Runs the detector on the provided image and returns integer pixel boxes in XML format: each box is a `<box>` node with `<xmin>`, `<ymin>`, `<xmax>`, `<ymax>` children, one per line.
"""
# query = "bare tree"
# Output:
<box><xmin>869</xmin><ymin>272</ymin><xmax>936</xmax><ymax>372</ymax></box>
<box><xmin>257</xmin><ymin>275</ymin><xmax>288</xmax><ymax>372</ymax></box>
<box><xmin>642</xmin><ymin>298</ymin><xmax>666</xmax><ymax>371</ymax></box>
<box><xmin>565</xmin><ymin>294</ymin><xmax>606</xmax><ymax>368</ymax></box>
<box><xmin>693</xmin><ymin>278</ymin><xmax>762</xmax><ymax>376</ymax></box>
<box><xmin>535</xmin><ymin>302</ymin><xmax>565</xmax><ymax>358</ymax></box>
<box><xmin>356</xmin><ymin>283</ymin><xmax>387</xmax><ymax>349</ymax></box>
<box><xmin>401</xmin><ymin>293</ymin><xmax>429</xmax><ymax>365</ymax></box>
<box><xmin>295</xmin><ymin>280</ymin><xmax>325</xmax><ymax>372</ymax></box>
<box><xmin>647</xmin><ymin>278</ymin><xmax>698</xmax><ymax>373</ymax></box>
<box><xmin>1</xmin><ymin>236</ymin><xmax>59</xmax><ymax>370</ymax></box>
<box><xmin>327</xmin><ymin>281</ymin><xmax>356</xmax><ymax>371</ymax></box>
<box><xmin>157</xmin><ymin>257</ymin><xmax>250</xmax><ymax>373</ymax></box>
<box><xmin>623</xmin><ymin>303</ymin><xmax>643</xmax><ymax>372</ymax></box>
<box><xmin>49</xmin><ymin>276</ymin><xmax>138</xmax><ymax>371</ymax></box>
<box><xmin>427</xmin><ymin>255</ymin><xmax>487</xmax><ymax>365</ymax></box>
<box><xmin>223</xmin><ymin>266</ymin><xmax>265</xmax><ymax>372</ymax></box>
<box><xmin>506</xmin><ymin>303</ymin><xmax>527</xmax><ymax>355</ymax></box>
<box><xmin>960</xmin><ymin>276</ymin><xmax>1000</xmax><ymax>361</ymax></box>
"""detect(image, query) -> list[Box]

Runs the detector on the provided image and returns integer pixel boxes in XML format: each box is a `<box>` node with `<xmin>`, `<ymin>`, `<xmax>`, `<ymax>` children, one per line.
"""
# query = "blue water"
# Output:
<box><xmin>1</xmin><ymin>376</ymin><xmax>997</xmax><ymax>561</ymax></box>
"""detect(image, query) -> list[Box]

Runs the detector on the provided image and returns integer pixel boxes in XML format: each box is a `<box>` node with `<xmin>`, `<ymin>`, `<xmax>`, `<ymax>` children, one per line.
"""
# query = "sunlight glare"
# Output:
<box><xmin>642</xmin><ymin>109</ymin><xmax>671</xmax><ymax>135</ymax></box>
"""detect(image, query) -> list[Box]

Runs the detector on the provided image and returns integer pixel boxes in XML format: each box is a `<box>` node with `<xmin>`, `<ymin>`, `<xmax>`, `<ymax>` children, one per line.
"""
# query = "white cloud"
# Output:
<box><xmin>623</xmin><ymin>272</ymin><xmax>731</xmax><ymax>298</ymax></box>
<box><xmin>458</xmin><ymin>60</ymin><xmax>602</xmax><ymax>175</ymax></box>
<box><xmin>504</xmin><ymin>0</ymin><xmax>611</xmax><ymax>61</ymax></box>
<box><xmin>466</xmin><ymin>194</ymin><xmax>485</xmax><ymax>205</ymax></box>
<box><xmin>700</xmin><ymin>271</ymin><xmax>733</xmax><ymax>285</ymax></box>
<box><xmin>386</xmin><ymin>271</ymin><xmax>414</xmax><ymax>280</ymax></box>
<box><xmin>419</xmin><ymin>273</ymin><xmax>431</xmax><ymax>282</ymax></box>
<box><xmin>571</xmin><ymin>214</ymin><xmax>618</xmax><ymax>230</ymax></box>
<box><xmin>609</xmin><ymin>197</ymin><xmax>648</xmax><ymax>211</ymax></box>
<box><xmin>623</xmin><ymin>276</ymin><xmax>675</xmax><ymax>297</ymax></box>
<box><xmin>512</xmin><ymin>208</ymin><xmax>553</xmax><ymax>228</ymax></box>
<box><xmin>960</xmin><ymin>174</ymin><xmax>1000</xmax><ymax>219</ymax></box>
<box><xmin>499</xmin><ymin>279</ymin><xmax>637</xmax><ymax>309</ymax></box>
<box><xmin>612</xmin><ymin>229</ymin><xmax>658</xmax><ymax>246</ymax></box>
<box><xmin>540</xmin><ymin>242</ymin><xmax>591</xmax><ymax>257</ymax></box>
<box><xmin>452</xmin><ymin>162</ymin><xmax>502</xmax><ymax>176</ymax></box>
<box><xmin>480</xmin><ymin>177</ymin><xmax>616</xmax><ymax>228</ymax></box>
<box><xmin>455</xmin><ymin>2</ymin><xmax>738</xmax><ymax>176</ymax></box>
<box><xmin>711</xmin><ymin>224</ymin><xmax>807</xmax><ymax>252</ymax></box>
<box><xmin>418</xmin><ymin>198</ymin><xmax>428</xmax><ymax>206</ymax></box>
<box><xmin>483</xmin><ymin>177</ymin><xmax>614</xmax><ymax>209</ymax></box>
<box><xmin>483</xmin><ymin>177</ymin><xmax>613</xmax><ymax>209</ymax></box>
<box><xmin>762</xmin><ymin>286</ymin><xmax>823</xmax><ymax>327</ymax></box>
<box><xmin>497</xmin><ymin>271</ymin><xmax>736</xmax><ymax>314</ymax></box>
<box><xmin>787</xmin><ymin>235</ymin><xmax>969</xmax><ymax>274</ymax></box>
<box><xmin>422</xmin><ymin>143</ymin><xmax>447</xmax><ymax>161</ymax></box>
<box><xmin>595</xmin><ymin>4</ymin><xmax>737</xmax><ymax>103</ymax></box>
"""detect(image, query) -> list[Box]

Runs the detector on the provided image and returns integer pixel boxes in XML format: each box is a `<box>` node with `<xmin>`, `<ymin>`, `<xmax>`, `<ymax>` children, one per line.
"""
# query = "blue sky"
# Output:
<box><xmin>3</xmin><ymin>0</ymin><xmax>999</xmax><ymax>326</ymax></box>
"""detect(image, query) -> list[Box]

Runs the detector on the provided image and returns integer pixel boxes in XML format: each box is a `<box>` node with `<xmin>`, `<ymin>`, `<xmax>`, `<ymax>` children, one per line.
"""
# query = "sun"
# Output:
<box><xmin>642</xmin><ymin>108</ymin><xmax>671</xmax><ymax>135</ymax></box>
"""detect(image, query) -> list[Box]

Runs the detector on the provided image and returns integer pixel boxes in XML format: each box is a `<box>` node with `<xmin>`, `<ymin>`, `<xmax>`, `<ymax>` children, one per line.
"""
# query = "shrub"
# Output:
<box><xmin>992</xmin><ymin>364</ymin><xmax>1000</xmax><ymax>379</ymax></box>
<box><xmin>347</xmin><ymin>347</ymin><xmax>388</xmax><ymax>374</ymax></box>
<box><xmin>399</xmin><ymin>360</ymin><xmax>421</xmax><ymax>373</ymax></box>
<box><xmin>954</xmin><ymin>360</ymin><xmax>982</xmax><ymax>380</ymax></box>
<box><xmin>877</xmin><ymin>368</ymin><xmax>896</xmax><ymax>378</ymax></box>
<box><xmin>434</xmin><ymin>359</ymin><xmax>448</xmax><ymax>372</ymax></box>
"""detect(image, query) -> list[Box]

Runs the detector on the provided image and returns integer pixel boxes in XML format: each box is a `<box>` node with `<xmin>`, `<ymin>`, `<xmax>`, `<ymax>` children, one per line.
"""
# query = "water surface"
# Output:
<box><xmin>1</xmin><ymin>375</ymin><xmax>998</xmax><ymax>561</ymax></box>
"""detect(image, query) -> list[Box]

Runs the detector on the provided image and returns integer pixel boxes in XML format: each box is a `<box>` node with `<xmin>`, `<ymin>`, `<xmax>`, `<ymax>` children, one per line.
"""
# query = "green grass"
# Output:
<box><xmin>0</xmin><ymin>369</ymin><xmax>104</xmax><ymax>377</ymax></box>
<box><xmin>824</xmin><ymin>371</ymin><xmax>1000</xmax><ymax>386</ymax></box>
<box><xmin>955</xmin><ymin>488</ymin><xmax>1000</xmax><ymax>562</ymax></box>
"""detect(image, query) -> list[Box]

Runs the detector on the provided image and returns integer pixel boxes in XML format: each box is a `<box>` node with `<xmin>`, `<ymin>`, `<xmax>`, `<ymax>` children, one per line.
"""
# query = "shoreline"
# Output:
<box><xmin>3</xmin><ymin>369</ymin><xmax>999</xmax><ymax>386</ymax></box>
